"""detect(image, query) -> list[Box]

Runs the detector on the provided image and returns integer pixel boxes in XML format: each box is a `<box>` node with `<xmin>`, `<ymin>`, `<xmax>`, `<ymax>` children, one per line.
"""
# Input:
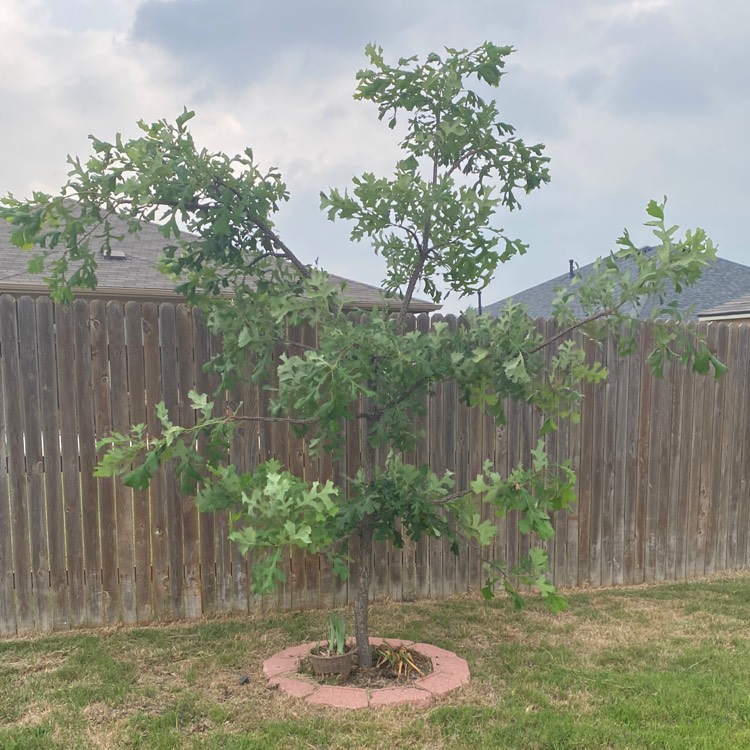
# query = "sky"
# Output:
<box><xmin>1</xmin><ymin>0</ymin><xmax>748</xmax><ymax>313</ymax></box>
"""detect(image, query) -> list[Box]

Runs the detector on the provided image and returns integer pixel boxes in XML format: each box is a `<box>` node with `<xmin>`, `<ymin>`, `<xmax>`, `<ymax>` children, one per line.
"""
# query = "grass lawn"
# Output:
<box><xmin>2</xmin><ymin>575</ymin><xmax>750</xmax><ymax>749</ymax></box>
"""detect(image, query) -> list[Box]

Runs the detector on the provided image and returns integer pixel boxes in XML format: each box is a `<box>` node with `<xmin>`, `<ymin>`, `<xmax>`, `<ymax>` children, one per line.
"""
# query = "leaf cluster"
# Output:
<box><xmin>550</xmin><ymin>198</ymin><xmax>724</xmax><ymax>380</ymax></box>
<box><xmin>321</xmin><ymin>42</ymin><xmax>550</xmax><ymax>305</ymax></box>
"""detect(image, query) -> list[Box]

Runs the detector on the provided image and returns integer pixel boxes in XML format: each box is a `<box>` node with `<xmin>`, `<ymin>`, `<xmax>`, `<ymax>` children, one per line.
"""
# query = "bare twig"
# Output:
<box><xmin>386</xmin><ymin>221</ymin><xmax>422</xmax><ymax>249</ymax></box>
<box><xmin>226</xmin><ymin>414</ymin><xmax>317</xmax><ymax>425</ymax></box>
<box><xmin>529</xmin><ymin>307</ymin><xmax>616</xmax><ymax>354</ymax></box>
<box><xmin>283</xmin><ymin>340</ymin><xmax>316</xmax><ymax>352</ymax></box>
<box><xmin>433</xmin><ymin>489</ymin><xmax>473</xmax><ymax>505</ymax></box>
<box><xmin>227</xmin><ymin>411</ymin><xmax>374</xmax><ymax>425</ymax></box>
<box><xmin>380</xmin><ymin>374</ymin><xmax>432</xmax><ymax>413</ymax></box>
<box><xmin>447</xmin><ymin>147</ymin><xmax>482</xmax><ymax>177</ymax></box>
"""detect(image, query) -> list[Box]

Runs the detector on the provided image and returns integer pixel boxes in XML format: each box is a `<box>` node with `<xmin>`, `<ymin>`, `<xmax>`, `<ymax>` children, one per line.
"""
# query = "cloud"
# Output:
<box><xmin>44</xmin><ymin>0</ymin><xmax>143</xmax><ymax>32</ymax></box>
<box><xmin>0</xmin><ymin>2</ymin><xmax>204</xmax><ymax>198</ymax></box>
<box><xmin>592</xmin><ymin>0</ymin><xmax>750</xmax><ymax>118</ymax></box>
<box><xmin>567</xmin><ymin>66</ymin><xmax>606</xmax><ymax>105</ymax></box>
<box><xmin>131</xmin><ymin>0</ymin><xmax>420</xmax><ymax>87</ymax></box>
<box><xmin>610</xmin><ymin>52</ymin><xmax>712</xmax><ymax>116</ymax></box>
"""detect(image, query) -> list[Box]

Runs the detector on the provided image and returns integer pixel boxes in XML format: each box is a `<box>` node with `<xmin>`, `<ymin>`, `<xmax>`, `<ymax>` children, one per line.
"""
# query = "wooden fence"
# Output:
<box><xmin>0</xmin><ymin>295</ymin><xmax>748</xmax><ymax>636</ymax></box>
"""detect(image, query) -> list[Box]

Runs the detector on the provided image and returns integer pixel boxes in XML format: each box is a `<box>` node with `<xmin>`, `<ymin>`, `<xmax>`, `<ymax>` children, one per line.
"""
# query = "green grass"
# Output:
<box><xmin>3</xmin><ymin>576</ymin><xmax>750</xmax><ymax>748</ymax></box>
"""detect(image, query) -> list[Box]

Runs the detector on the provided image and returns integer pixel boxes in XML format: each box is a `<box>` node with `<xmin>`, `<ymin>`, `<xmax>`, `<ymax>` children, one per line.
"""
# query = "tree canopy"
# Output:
<box><xmin>0</xmin><ymin>42</ymin><xmax>722</xmax><ymax>666</ymax></box>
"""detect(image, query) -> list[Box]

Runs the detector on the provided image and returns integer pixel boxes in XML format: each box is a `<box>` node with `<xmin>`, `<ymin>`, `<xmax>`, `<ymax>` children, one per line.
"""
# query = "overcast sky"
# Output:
<box><xmin>2</xmin><ymin>0</ymin><xmax>748</xmax><ymax>312</ymax></box>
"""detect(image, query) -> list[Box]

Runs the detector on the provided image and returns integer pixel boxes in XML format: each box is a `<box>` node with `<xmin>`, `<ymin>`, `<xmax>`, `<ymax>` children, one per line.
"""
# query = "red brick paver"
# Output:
<box><xmin>406</xmin><ymin>643</ymin><xmax>455</xmax><ymax>660</ymax></box>
<box><xmin>369</xmin><ymin>686</ymin><xmax>433</xmax><ymax>707</ymax></box>
<box><xmin>262</xmin><ymin>654</ymin><xmax>300</xmax><ymax>678</ymax></box>
<box><xmin>413</xmin><ymin>669</ymin><xmax>469</xmax><ymax>695</ymax></box>
<box><xmin>268</xmin><ymin>675</ymin><xmax>317</xmax><ymax>698</ymax></box>
<box><xmin>262</xmin><ymin>638</ymin><xmax>470</xmax><ymax>709</ymax></box>
<box><xmin>306</xmin><ymin>685</ymin><xmax>369</xmax><ymax>709</ymax></box>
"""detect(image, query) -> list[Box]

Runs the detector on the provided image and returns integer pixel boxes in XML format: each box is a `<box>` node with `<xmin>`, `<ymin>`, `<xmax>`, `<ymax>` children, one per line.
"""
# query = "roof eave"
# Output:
<box><xmin>697</xmin><ymin>312</ymin><xmax>750</xmax><ymax>322</ymax></box>
<box><xmin>0</xmin><ymin>282</ymin><xmax>441</xmax><ymax>312</ymax></box>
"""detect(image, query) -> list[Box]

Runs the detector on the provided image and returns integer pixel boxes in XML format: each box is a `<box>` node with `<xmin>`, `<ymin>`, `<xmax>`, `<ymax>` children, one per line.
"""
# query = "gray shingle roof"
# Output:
<box><xmin>484</xmin><ymin>249</ymin><xmax>750</xmax><ymax>320</ymax></box>
<box><xmin>0</xmin><ymin>211</ymin><xmax>439</xmax><ymax>312</ymax></box>
<box><xmin>698</xmin><ymin>293</ymin><xmax>750</xmax><ymax>319</ymax></box>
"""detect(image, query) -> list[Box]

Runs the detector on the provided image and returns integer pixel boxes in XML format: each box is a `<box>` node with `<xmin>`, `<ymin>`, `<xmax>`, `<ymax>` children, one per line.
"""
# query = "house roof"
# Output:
<box><xmin>698</xmin><ymin>293</ymin><xmax>750</xmax><ymax>321</ymax></box>
<box><xmin>0</xmin><ymin>211</ymin><xmax>439</xmax><ymax>312</ymax></box>
<box><xmin>484</xmin><ymin>249</ymin><xmax>750</xmax><ymax>321</ymax></box>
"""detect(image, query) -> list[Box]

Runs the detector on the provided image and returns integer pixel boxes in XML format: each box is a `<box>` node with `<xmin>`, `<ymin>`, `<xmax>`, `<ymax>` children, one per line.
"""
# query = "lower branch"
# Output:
<box><xmin>226</xmin><ymin>414</ymin><xmax>317</xmax><ymax>425</ymax></box>
<box><xmin>529</xmin><ymin>307</ymin><xmax>616</xmax><ymax>354</ymax></box>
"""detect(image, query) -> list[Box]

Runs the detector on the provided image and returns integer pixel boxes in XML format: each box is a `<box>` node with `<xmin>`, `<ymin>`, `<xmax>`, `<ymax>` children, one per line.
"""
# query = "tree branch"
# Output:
<box><xmin>386</xmin><ymin>221</ymin><xmax>422</xmax><ymax>249</ymax></box>
<box><xmin>379</xmin><ymin>374</ymin><xmax>432</xmax><ymax>414</ymax></box>
<box><xmin>228</xmin><ymin>411</ymin><xmax>375</xmax><ymax>424</ymax></box>
<box><xmin>528</xmin><ymin>307</ymin><xmax>616</xmax><ymax>355</ymax></box>
<box><xmin>447</xmin><ymin>147</ymin><xmax>482</xmax><ymax>177</ymax></box>
<box><xmin>354</xmin><ymin>411</ymin><xmax>377</xmax><ymax>422</ymax></box>
<box><xmin>433</xmin><ymin>488</ymin><xmax>473</xmax><ymax>505</ymax></box>
<box><xmin>283</xmin><ymin>340</ymin><xmax>316</xmax><ymax>352</ymax></box>
<box><xmin>251</xmin><ymin>214</ymin><xmax>312</xmax><ymax>280</ymax></box>
<box><xmin>225</xmin><ymin>414</ymin><xmax>318</xmax><ymax>425</ymax></box>
<box><xmin>212</xmin><ymin>178</ymin><xmax>311</xmax><ymax>280</ymax></box>
<box><xmin>396</xmin><ymin>112</ymin><xmax>441</xmax><ymax>326</ymax></box>
<box><xmin>242</xmin><ymin>250</ymin><xmax>289</xmax><ymax>272</ymax></box>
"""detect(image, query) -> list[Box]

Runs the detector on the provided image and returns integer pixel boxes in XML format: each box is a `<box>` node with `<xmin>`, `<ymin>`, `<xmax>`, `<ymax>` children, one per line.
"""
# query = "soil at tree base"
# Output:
<box><xmin>300</xmin><ymin>647</ymin><xmax>433</xmax><ymax>689</ymax></box>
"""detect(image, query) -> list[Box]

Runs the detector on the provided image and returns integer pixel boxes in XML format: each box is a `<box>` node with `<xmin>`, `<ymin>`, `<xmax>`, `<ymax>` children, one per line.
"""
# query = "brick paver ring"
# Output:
<box><xmin>263</xmin><ymin>637</ymin><xmax>470</xmax><ymax>709</ymax></box>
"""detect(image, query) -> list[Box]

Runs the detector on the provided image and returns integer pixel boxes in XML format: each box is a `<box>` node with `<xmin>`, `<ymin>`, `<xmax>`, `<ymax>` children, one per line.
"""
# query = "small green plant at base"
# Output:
<box><xmin>308</xmin><ymin>613</ymin><xmax>353</xmax><ymax>682</ymax></box>
<box><xmin>310</xmin><ymin>613</ymin><xmax>349</xmax><ymax>657</ymax></box>
<box><xmin>327</xmin><ymin>613</ymin><xmax>347</xmax><ymax>656</ymax></box>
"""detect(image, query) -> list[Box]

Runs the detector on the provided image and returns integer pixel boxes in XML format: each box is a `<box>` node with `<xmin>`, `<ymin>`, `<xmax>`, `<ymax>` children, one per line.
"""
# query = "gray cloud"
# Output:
<box><xmin>567</xmin><ymin>66</ymin><xmax>606</xmax><ymax>105</ymax></box>
<box><xmin>131</xmin><ymin>0</ymin><xmax>422</xmax><ymax>87</ymax></box>
<box><xmin>598</xmin><ymin>2</ymin><xmax>750</xmax><ymax>118</ymax></box>
<box><xmin>44</xmin><ymin>0</ymin><xmax>136</xmax><ymax>32</ymax></box>
<box><xmin>609</xmin><ymin>46</ymin><xmax>713</xmax><ymax>116</ymax></box>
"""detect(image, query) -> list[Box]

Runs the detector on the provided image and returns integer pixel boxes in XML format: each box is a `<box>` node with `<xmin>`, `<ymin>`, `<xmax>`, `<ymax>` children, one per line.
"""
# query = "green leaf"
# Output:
<box><xmin>647</xmin><ymin>349</ymin><xmax>664</xmax><ymax>378</ymax></box>
<box><xmin>530</xmin><ymin>440</ymin><xmax>548</xmax><ymax>472</ymax></box>
<box><xmin>692</xmin><ymin>346</ymin><xmax>710</xmax><ymax>375</ymax></box>
<box><xmin>474</xmin><ymin>519</ymin><xmax>496</xmax><ymax>546</ymax></box>
<box><xmin>238</xmin><ymin>327</ymin><xmax>252</xmax><ymax>348</ymax></box>
<box><xmin>528</xmin><ymin>547</ymin><xmax>549</xmax><ymax>573</ymax></box>
<box><xmin>503</xmin><ymin>353</ymin><xmax>530</xmax><ymax>384</ymax></box>
<box><xmin>709</xmin><ymin>353</ymin><xmax>728</xmax><ymax>380</ymax></box>
<box><xmin>646</xmin><ymin>199</ymin><xmax>665</xmax><ymax>220</ymax></box>
<box><xmin>503</xmin><ymin>580</ymin><xmax>525</xmax><ymax>610</ymax></box>
<box><xmin>27</xmin><ymin>254</ymin><xmax>45</xmax><ymax>274</ymax></box>
<box><xmin>175</xmin><ymin>109</ymin><xmax>196</xmax><ymax>128</ymax></box>
<box><xmin>546</xmin><ymin>592</ymin><xmax>568</xmax><ymax>613</ymax></box>
<box><xmin>124</xmin><ymin>465</ymin><xmax>151</xmax><ymax>491</ymax></box>
<box><xmin>540</xmin><ymin>417</ymin><xmax>557</xmax><ymax>436</ymax></box>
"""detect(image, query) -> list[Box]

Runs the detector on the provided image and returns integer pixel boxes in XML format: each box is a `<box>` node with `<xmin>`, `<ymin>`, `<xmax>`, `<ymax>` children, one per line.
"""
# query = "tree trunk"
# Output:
<box><xmin>353</xmin><ymin>421</ymin><xmax>378</xmax><ymax>668</ymax></box>
<box><xmin>353</xmin><ymin>514</ymin><xmax>374</xmax><ymax>667</ymax></box>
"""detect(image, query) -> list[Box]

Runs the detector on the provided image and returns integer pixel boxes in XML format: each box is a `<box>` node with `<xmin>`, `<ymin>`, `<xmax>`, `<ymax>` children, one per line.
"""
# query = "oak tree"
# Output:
<box><xmin>1</xmin><ymin>43</ymin><xmax>721</xmax><ymax>667</ymax></box>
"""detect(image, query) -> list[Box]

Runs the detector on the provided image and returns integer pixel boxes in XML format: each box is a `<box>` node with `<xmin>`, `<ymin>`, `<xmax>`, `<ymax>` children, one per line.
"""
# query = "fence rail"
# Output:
<box><xmin>0</xmin><ymin>295</ymin><xmax>748</xmax><ymax>635</ymax></box>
